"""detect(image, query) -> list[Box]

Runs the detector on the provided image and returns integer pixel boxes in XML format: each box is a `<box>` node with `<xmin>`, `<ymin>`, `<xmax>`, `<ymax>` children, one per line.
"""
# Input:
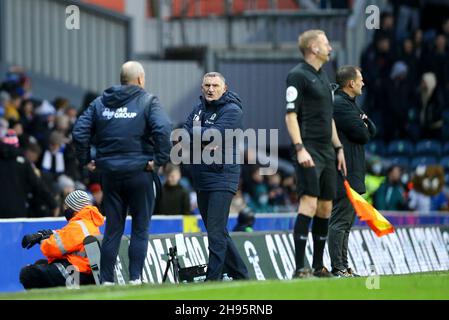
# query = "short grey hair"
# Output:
<box><xmin>120</xmin><ymin>61</ymin><xmax>145</xmax><ymax>85</ymax></box>
<box><xmin>203</xmin><ymin>72</ymin><xmax>226</xmax><ymax>84</ymax></box>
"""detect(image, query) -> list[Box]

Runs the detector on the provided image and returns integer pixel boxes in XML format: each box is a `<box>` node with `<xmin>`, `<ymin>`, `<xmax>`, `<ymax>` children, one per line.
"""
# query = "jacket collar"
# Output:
<box><xmin>336</xmin><ymin>89</ymin><xmax>356</xmax><ymax>102</ymax></box>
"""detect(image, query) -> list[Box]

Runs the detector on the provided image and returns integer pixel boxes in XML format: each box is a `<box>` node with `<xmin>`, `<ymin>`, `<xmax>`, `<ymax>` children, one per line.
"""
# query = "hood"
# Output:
<box><xmin>0</xmin><ymin>141</ymin><xmax>21</xmax><ymax>160</ymax></box>
<box><xmin>72</xmin><ymin>205</ymin><xmax>105</xmax><ymax>227</ymax></box>
<box><xmin>200</xmin><ymin>90</ymin><xmax>243</xmax><ymax>110</ymax></box>
<box><xmin>101</xmin><ymin>85</ymin><xmax>145</xmax><ymax>109</ymax></box>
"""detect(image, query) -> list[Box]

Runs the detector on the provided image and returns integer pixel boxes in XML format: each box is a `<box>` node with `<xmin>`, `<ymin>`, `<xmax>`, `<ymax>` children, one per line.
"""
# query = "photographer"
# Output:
<box><xmin>19</xmin><ymin>190</ymin><xmax>105</xmax><ymax>289</ymax></box>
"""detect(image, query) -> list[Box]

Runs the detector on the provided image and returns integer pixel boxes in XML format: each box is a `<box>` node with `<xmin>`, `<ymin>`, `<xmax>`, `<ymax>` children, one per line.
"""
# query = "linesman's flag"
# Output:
<box><xmin>343</xmin><ymin>180</ymin><xmax>394</xmax><ymax>237</ymax></box>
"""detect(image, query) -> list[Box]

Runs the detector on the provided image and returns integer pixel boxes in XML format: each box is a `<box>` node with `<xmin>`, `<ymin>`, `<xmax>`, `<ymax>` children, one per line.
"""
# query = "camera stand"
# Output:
<box><xmin>162</xmin><ymin>246</ymin><xmax>180</xmax><ymax>284</ymax></box>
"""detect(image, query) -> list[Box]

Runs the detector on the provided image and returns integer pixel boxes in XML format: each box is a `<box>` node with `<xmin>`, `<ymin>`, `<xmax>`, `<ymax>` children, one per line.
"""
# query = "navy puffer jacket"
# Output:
<box><xmin>72</xmin><ymin>85</ymin><xmax>172</xmax><ymax>174</ymax></box>
<box><xmin>183</xmin><ymin>91</ymin><xmax>243</xmax><ymax>194</ymax></box>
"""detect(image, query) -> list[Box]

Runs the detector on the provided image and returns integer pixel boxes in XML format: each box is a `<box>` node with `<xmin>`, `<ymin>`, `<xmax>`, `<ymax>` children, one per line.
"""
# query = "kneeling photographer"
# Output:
<box><xmin>20</xmin><ymin>190</ymin><xmax>105</xmax><ymax>289</ymax></box>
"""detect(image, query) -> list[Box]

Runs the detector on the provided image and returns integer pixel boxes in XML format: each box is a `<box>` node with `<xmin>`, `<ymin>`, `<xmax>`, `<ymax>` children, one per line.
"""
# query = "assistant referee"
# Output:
<box><xmin>285</xmin><ymin>29</ymin><xmax>347</xmax><ymax>278</ymax></box>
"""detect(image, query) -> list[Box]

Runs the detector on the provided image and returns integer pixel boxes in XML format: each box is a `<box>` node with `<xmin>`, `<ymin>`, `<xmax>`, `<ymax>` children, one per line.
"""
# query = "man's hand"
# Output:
<box><xmin>337</xmin><ymin>149</ymin><xmax>347</xmax><ymax>176</ymax></box>
<box><xmin>22</xmin><ymin>230</ymin><xmax>54</xmax><ymax>249</ymax></box>
<box><xmin>86</xmin><ymin>160</ymin><xmax>96</xmax><ymax>172</ymax></box>
<box><xmin>37</xmin><ymin>229</ymin><xmax>53</xmax><ymax>239</ymax></box>
<box><xmin>297</xmin><ymin>149</ymin><xmax>315</xmax><ymax>168</ymax></box>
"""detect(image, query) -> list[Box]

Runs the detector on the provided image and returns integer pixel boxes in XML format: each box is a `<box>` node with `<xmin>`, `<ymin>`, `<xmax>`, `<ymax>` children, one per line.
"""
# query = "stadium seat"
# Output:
<box><xmin>440</xmin><ymin>156</ymin><xmax>449</xmax><ymax>172</ymax></box>
<box><xmin>414</xmin><ymin>139</ymin><xmax>442</xmax><ymax>157</ymax></box>
<box><xmin>387</xmin><ymin>140</ymin><xmax>414</xmax><ymax>157</ymax></box>
<box><xmin>410</xmin><ymin>156</ymin><xmax>438</xmax><ymax>169</ymax></box>
<box><xmin>387</xmin><ymin>156</ymin><xmax>410</xmax><ymax>170</ymax></box>
<box><xmin>365</xmin><ymin>140</ymin><xmax>386</xmax><ymax>156</ymax></box>
<box><xmin>442</xmin><ymin>142</ymin><xmax>449</xmax><ymax>156</ymax></box>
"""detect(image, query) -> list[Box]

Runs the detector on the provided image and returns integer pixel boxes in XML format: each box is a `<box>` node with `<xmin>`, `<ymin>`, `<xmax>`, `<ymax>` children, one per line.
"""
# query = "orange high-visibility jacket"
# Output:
<box><xmin>40</xmin><ymin>205</ymin><xmax>105</xmax><ymax>274</ymax></box>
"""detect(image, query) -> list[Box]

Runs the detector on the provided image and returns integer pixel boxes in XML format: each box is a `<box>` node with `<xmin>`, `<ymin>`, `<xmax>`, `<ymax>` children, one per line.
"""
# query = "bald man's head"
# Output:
<box><xmin>120</xmin><ymin>61</ymin><xmax>145</xmax><ymax>88</ymax></box>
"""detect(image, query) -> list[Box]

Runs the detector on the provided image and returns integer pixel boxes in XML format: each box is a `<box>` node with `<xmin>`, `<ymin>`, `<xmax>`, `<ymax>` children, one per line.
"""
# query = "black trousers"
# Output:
<box><xmin>197</xmin><ymin>190</ymin><xmax>249</xmax><ymax>281</ymax></box>
<box><xmin>20</xmin><ymin>260</ymin><xmax>95</xmax><ymax>290</ymax></box>
<box><xmin>100</xmin><ymin>171</ymin><xmax>155</xmax><ymax>283</ymax></box>
<box><xmin>328</xmin><ymin>196</ymin><xmax>356</xmax><ymax>271</ymax></box>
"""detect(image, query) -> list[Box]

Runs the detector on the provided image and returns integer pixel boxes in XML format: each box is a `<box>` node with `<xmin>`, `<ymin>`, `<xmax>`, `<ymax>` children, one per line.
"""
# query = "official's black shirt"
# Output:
<box><xmin>285</xmin><ymin>59</ymin><xmax>334</xmax><ymax>145</ymax></box>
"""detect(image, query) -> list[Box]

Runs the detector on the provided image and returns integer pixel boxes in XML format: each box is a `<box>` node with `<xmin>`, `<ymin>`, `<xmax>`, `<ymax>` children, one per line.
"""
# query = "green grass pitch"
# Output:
<box><xmin>2</xmin><ymin>272</ymin><xmax>449</xmax><ymax>300</ymax></box>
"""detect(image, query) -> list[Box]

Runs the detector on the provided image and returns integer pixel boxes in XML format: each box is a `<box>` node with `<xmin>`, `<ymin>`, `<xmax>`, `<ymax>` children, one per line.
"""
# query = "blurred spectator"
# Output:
<box><xmin>247</xmin><ymin>167</ymin><xmax>271</xmax><ymax>213</ymax></box>
<box><xmin>154</xmin><ymin>164</ymin><xmax>190</xmax><ymax>215</ymax></box>
<box><xmin>39</xmin><ymin>131</ymin><xmax>80</xmax><ymax>183</ymax></box>
<box><xmin>4</xmin><ymin>93</ymin><xmax>22</xmax><ymax>122</ymax></box>
<box><xmin>267</xmin><ymin>173</ymin><xmax>286</xmax><ymax>207</ymax></box>
<box><xmin>0</xmin><ymin>118</ymin><xmax>9</xmax><ymax>141</ymax></box>
<box><xmin>422</xmin><ymin>34</ymin><xmax>449</xmax><ymax>104</ymax></box>
<box><xmin>23</xmin><ymin>140</ymin><xmax>42</xmax><ymax>174</ymax></box>
<box><xmin>374</xmin><ymin>12</ymin><xmax>395</xmax><ymax>46</ymax></box>
<box><xmin>392</xmin><ymin>0</ymin><xmax>421</xmax><ymax>41</ymax></box>
<box><xmin>417</xmin><ymin>72</ymin><xmax>445</xmax><ymax>140</ymax></box>
<box><xmin>0</xmin><ymin>91</ymin><xmax>11</xmax><ymax>118</ymax></box>
<box><xmin>0</xmin><ymin>131</ymin><xmax>57</xmax><ymax>218</ymax></box>
<box><xmin>18</xmin><ymin>99</ymin><xmax>36</xmax><ymax>134</ymax></box>
<box><xmin>282</xmin><ymin>175</ymin><xmax>298</xmax><ymax>206</ymax></box>
<box><xmin>364</xmin><ymin>157</ymin><xmax>385</xmax><ymax>204</ymax></box>
<box><xmin>385</xmin><ymin>61</ymin><xmax>414</xmax><ymax>140</ymax></box>
<box><xmin>53</xmin><ymin>97</ymin><xmax>70</xmax><ymax>116</ymax></box>
<box><xmin>442</xmin><ymin>18</ymin><xmax>449</xmax><ymax>47</ymax></box>
<box><xmin>33</xmin><ymin>100</ymin><xmax>56</xmax><ymax>148</ymax></box>
<box><xmin>361</xmin><ymin>35</ymin><xmax>395</xmax><ymax>138</ymax></box>
<box><xmin>65</xmin><ymin>106</ymin><xmax>78</xmax><ymax>128</ymax></box>
<box><xmin>1</xmin><ymin>66</ymin><xmax>32</xmax><ymax>98</ymax></box>
<box><xmin>374</xmin><ymin>165</ymin><xmax>408</xmax><ymax>210</ymax></box>
<box><xmin>54</xmin><ymin>114</ymin><xmax>71</xmax><ymax>138</ymax></box>
<box><xmin>398</xmin><ymin>38</ymin><xmax>420</xmax><ymax>87</ymax></box>
<box><xmin>233</xmin><ymin>207</ymin><xmax>255</xmax><ymax>232</ymax></box>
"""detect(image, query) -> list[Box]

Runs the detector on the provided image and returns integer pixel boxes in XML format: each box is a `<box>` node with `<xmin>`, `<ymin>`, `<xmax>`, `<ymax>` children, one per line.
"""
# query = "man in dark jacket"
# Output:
<box><xmin>329</xmin><ymin>66</ymin><xmax>376</xmax><ymax>277</ymax></box>
<box><xmin>183</xmin><ymin>72</ymin><xmax>248</xmax><ymax>281</ymax></box>
<box><xmin>72</xmin><ymin>61</ymin><xmax>172</xmax><ymax>285</ymax></box>
<box><xmin>0</xmin><ymin>132</ymin><xmax>57</xmax><ymax>218</ymax></box>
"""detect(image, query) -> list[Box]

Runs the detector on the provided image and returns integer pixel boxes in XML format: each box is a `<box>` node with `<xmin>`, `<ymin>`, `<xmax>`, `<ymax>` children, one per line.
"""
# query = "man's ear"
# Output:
<box><xmin>138</xmin><ymin>75</ymin><xmax>145</xmax><ymax>87</ymax></box>
<box><xmin>224</xmin><ymin>84</ymin><xmax>228</xmax><ymax>92</ymax></box>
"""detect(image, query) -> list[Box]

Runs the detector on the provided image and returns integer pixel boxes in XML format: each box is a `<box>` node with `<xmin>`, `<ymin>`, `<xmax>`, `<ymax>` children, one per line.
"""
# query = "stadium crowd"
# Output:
<box><xmin>0</xmin><ymin>5</ymin><xmax>449</xmax><ymax>219</ymax></box>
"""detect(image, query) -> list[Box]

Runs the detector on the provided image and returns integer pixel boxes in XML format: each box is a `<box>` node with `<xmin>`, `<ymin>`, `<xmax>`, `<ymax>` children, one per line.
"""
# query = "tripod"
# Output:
<box><xmin>162</xmin><ymin>246</ymin><xmax>180</xmax><ymax>284</ymax></box>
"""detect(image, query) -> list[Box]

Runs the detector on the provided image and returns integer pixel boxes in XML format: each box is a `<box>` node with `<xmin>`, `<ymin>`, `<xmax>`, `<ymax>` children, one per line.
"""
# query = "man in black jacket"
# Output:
<box><xmin>72</xmin><ymin>61</ymin><xmax>172</xmax><ymax>285</ymax></box>
<box><xmin>0</xmin><ymin>133</ymin><xmax>57</xmax><ymax>218</ymax></box>
<box><xmin>329</xmin><ymin>66</ymin><xmax>376</xmax><ymax>277</ymax></box>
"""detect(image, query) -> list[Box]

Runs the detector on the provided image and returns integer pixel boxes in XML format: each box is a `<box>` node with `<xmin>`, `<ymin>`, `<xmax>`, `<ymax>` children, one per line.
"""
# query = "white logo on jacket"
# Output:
<box><xmin>102</xmin><ymin>107</ymin><xmax>137</xmax><ymax>120</ymax></box>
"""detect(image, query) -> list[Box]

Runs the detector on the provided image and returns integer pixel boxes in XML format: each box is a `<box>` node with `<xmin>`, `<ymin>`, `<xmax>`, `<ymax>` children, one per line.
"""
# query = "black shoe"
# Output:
<box><xmin>313</xmin><ymin>266</ymin><xmax>333</xmax><ymax>278</ymax></box>
<box><xmin>346</xmin><ymin>268</ymin><xmax>360</xmax><ymax>277</ymax></box>
<box><xmin>331</xmin><ymin>269</ymin><xmax>351</xmax><ymax>278</ymax></box>
<box><xmin>292</xmin><ymin>267</ymin><xmax>313</xmax><ymax>279</ymax></box>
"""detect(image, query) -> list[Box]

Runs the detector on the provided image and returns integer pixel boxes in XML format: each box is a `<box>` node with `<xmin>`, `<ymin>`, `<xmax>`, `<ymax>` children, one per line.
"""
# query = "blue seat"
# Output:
<box><xmin>365</xmin><ymin>140</ymin><xmax>386</xmax><ymax>156</ymax></box>
<box><xmin>442</xmin><ymin>142</ymin><xmax>449</xmax><ymax>156</ymax></box>
<box><xmin>387</xmin><ymin>156</ymin><xmax>410</xmax><ymax>170</ymax></box>
<box><xmin>410</xmin><ymin>156</ymin><xmax>438</xmax><ymax>169</ymax></box>
<box><xmin>414</xmin><ymin>139</ymin><xmax>442</xmax><ymax>157</ymax></box>
<box><xmin>387</xmin><ymin>140</ymin><xmax>414</xmax><ymax>157</ymax></box>
<box><xmin>440</xmin><ymin>156</ymin><xmax>449</xmax><ymax>171</ymax></box>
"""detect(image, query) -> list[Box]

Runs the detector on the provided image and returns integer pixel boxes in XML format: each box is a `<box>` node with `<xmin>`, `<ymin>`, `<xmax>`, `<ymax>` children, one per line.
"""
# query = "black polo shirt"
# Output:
<box><xmin>285</xmin><ymin>59</ymin><xmax>334</xmax><ymax>145</ymax></box>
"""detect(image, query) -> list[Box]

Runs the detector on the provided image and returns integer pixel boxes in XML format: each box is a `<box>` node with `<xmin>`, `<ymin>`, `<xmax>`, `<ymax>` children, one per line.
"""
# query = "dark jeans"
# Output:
<box><xmin>197</xmin><ymin>190</ymin><xmax>248</xmax><ymax>281</ymax></box>
<box><xmin>328</xmin><ymin>196</ymin><xmax>356</xmax><ymax>271</ymax></box>
<box><xmin>20</xmin><ymin>259</ymin><xmax>95</xmax><ymax>289</ymax></box>
<box><xmin>100</xmin><ymin>171</ymin><xmax>155</xmax><ymax>282</ymax></box>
